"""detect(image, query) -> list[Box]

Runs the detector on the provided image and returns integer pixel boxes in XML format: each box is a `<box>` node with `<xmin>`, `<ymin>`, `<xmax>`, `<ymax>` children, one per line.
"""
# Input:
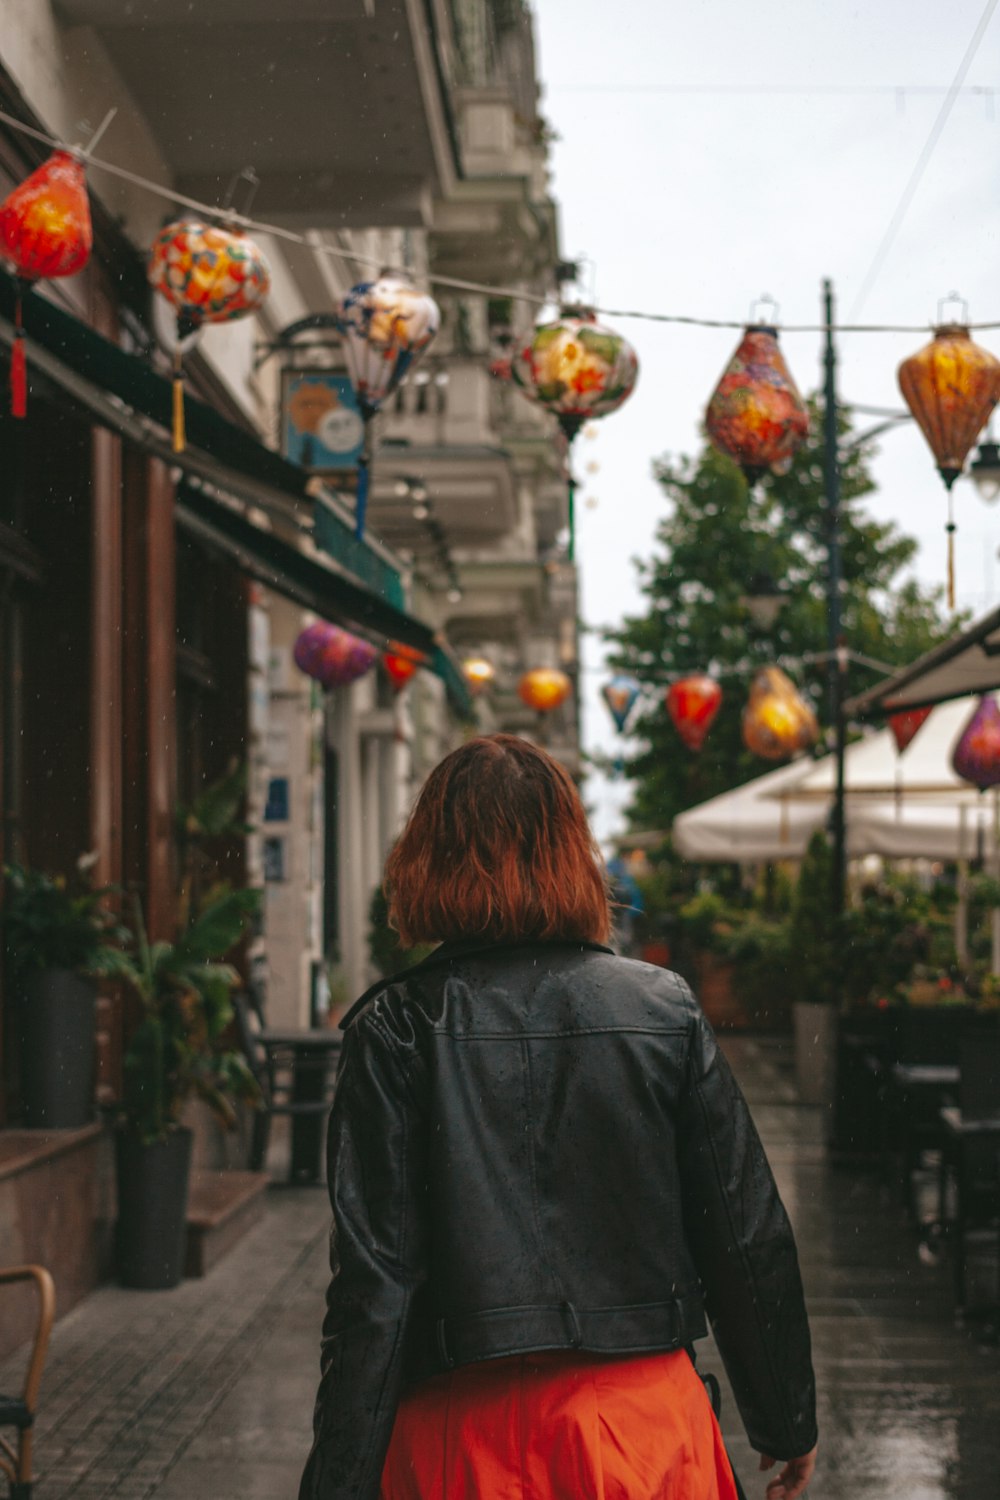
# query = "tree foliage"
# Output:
<box><xmin>606</xmin><ymin>401</ymin><xmax>958</xmax><ymax>829</ymax></box>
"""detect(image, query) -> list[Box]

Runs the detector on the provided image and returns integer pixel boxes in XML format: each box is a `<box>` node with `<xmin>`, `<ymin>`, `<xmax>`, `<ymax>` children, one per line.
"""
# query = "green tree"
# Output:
<box><xmin>606</xmin><ymin>401</ymin><xmax>958</xmax><ymax>829</ymax></box>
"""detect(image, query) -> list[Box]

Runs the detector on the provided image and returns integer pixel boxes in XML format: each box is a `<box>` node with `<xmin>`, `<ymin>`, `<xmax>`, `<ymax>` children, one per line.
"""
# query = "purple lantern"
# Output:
<box><xmin>293</xmin><ymin>622</ymin><xmax>377</xmax><ymax>689</ymax></box>
<box><xmin>952</xmin><ymin>696</ymin><xmax>1000</xmax><ymax>790</ymax></box>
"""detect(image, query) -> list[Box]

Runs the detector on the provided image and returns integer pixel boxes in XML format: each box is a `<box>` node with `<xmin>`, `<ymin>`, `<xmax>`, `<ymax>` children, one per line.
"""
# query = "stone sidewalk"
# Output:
<box><xmin>2</xmin><ymin>1036</ymin><xmax>998</xmax><ymax>1498</ymax></box>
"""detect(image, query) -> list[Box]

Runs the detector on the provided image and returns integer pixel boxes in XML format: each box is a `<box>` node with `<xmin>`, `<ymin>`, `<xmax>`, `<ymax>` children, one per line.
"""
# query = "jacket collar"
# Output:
<box><xmin>339</xmin><ymin>937</ymin><xmax>615</xmax><ymax>1030</ymax></box>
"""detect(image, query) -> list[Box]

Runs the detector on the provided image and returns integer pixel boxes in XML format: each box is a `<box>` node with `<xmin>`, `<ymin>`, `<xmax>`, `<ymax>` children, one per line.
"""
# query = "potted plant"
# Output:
<box><xmin>1</xmin><ymin>855</ymin><xmax>125</xmax><ymax>1129</ymax></box>
<box><xmin>104</xmin><ymin>885</ymin><xmax>261</xmax><ymax>1289</ymax></box>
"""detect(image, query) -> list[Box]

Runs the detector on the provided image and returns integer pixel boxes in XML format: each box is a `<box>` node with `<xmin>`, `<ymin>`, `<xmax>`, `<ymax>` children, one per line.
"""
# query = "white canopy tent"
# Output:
<box><xmin>673</xmin><ymin>696</ymin><xmax>996</xmax><ymax>864</ymax></box>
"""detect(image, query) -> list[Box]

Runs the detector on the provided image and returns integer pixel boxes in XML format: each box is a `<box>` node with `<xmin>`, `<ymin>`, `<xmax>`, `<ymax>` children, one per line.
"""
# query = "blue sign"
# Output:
<box><xmin>283</xmin><ymin>372</ymin><xmax>365</xmax><ymax>471</ymax></box>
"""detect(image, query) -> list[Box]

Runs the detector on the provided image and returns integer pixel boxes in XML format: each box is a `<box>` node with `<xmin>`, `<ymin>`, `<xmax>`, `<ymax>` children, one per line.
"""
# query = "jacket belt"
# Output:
<box><xmin>431</xmin><ymin>1295</ymin><xmax>707</xmax><ymax>1371</ymax></box>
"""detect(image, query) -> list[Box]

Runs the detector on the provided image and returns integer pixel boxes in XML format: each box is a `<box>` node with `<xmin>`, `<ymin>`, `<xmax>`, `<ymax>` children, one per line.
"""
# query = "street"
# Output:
<box><xmin>3</xmin><ymin>1036</ymin><xmax>997</xmax><ymax>1499</ymax></box>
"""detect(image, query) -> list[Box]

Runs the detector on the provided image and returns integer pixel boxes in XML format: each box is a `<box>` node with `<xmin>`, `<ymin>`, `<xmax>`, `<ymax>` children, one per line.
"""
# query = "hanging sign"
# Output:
<box><xmin>282</xmin><ymin>371</ymin><xmax>365</xmax><ymax>471</ymax></box>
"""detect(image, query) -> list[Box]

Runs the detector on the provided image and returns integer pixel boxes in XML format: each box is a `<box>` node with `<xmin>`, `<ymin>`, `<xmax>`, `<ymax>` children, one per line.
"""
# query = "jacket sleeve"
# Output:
<box><xmin>676</xmin><ymin>1000</ymin><xmax>817</xmax><ymax>1460</ymax></box>
<box><xmin>299</xmin><ymin>1010</ymin><xmax>427</xmax><ymax>1500</ymax></box>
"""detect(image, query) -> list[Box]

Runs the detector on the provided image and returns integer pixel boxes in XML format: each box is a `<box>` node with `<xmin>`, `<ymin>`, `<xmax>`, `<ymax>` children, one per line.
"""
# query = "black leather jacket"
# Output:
<box><xmin>300</xmin><ymin>940</ymin><xmax>817</xmax><ymax>1500</ymax></box>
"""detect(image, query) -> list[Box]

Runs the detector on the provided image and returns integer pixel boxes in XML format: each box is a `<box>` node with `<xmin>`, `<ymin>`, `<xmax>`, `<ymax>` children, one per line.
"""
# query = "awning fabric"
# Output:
<box><xmin>0</xmin><ymin>268</ymin><xmax>474</xmax><ymax>720</ymax></box>
<box><xmin>845</xmin><ymin>605</ymin><xmax>1000</xmax><ymax>718</ymax></box>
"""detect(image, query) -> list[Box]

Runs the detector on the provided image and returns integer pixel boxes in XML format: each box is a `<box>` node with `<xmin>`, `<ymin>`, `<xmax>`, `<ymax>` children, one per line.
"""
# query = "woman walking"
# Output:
<box><xmin>300</xmin><ymin>735</ymin><xmax>817</xmax><ymax>1500</ymax></box>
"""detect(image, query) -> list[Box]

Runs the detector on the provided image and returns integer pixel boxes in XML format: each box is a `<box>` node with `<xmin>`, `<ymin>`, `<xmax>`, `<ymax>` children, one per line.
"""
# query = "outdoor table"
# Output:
<box><xmin>937</xmin><ymin>1105</ymin><xmax>1000</xmax><ymax>1307</ymax></box>
<box><xmin>882</xmin><ymin>1064</ymin><xmax>960</xmax><ymax>1222</ymax></box>
<box><xmin>257</xmin><ymin>1028</ymin><xmax>342</xmax><ymax>1184</ymax></box>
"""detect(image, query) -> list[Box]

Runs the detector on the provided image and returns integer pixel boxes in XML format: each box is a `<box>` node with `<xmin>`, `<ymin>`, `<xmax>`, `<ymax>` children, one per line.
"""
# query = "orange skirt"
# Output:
<box><xmin>380</xmin><ymin>1348</ymin><xmax>740</xmax><ymax>1500</ymax></box>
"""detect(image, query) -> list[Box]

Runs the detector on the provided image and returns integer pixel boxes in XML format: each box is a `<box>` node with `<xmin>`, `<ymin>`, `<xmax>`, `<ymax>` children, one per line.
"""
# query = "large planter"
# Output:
<box><xmin>115</xmin><ymin>1128</ymin><xmax>193</xmax><ymax>1290</ymax></box>
<box><xmin>793</xmin><ymin>1000</ymin><xmax>837</xmax><ymax>1109</ymax></box>
<box><xmin>16</xmin><ymin>967</ymin><xmax>96</xmax><ymax>1128</ymax></box>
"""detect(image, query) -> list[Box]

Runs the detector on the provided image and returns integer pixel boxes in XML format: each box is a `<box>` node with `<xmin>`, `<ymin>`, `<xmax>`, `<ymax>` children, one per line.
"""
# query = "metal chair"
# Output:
<box><xmin>233</xmin><ymin>992</ymin><xmax>341</xmax><ymax>1179</ymax></box>
<box><xmin>0</xmin><ymin>1265</ymin><xmax>55</xmax><ymax>1500</ymax></box>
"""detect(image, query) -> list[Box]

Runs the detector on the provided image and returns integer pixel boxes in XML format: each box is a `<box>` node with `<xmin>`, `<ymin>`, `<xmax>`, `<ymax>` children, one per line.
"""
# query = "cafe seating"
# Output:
<box><xmin>937</xmin><ymin>1028</ymin><xmax>1000</xmax><ymax>1314</ymax></box>
<box><xmin>0</xmin><ymin>1264</ymin><xmax>55</xmax><ymax>1499</ymax></box>
<box><xmin>233</xmin><ymin>991</ymin><xmax>341</xmax><ymax>1181</ymax></box>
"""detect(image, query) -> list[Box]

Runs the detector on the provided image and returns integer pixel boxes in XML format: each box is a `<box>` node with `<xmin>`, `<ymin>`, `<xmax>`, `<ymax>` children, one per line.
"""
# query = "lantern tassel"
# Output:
<box><xmin>947</xmin><ymin>520</ymin><xmax>956</xmax><ymax>612</ymax></box>
<box><xmin>10</xmin><ymin>289</ymin><xmax>27</xmax><ymax>418</ymax></box>
<box><xmin>171</xmin><ymin>346</ymin><xmax>185</xmax><ymax>452</ymax></box>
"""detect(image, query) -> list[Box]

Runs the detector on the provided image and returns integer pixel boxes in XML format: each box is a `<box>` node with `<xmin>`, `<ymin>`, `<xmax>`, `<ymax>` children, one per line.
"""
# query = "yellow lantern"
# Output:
<box><xmin>518</xmin><ymin>668</ymin><xmax>571</xmax><ymax>715</ymax></box>
<box><xmin>463</xmin><ymin>657</ymin><xmax>496</xmax><ymax>696</ymax></box>
<box><xmin>742</xmin><ymin>667</ymin><xmax>818</xmax><ymax>761</ymax></box>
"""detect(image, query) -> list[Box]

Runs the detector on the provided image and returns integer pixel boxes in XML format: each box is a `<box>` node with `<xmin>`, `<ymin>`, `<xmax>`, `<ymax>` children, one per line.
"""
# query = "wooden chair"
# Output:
<box><xmin>0</xmin><ymin>1265</ymin><xmax>55</xmax><ymax>1500</ymax></box>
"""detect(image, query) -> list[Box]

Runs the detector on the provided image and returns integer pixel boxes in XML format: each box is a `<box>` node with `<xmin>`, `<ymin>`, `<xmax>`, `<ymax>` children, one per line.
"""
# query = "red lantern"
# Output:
<box><xmin>889</xmin><ymin>707</ymin><xmax>933</xmax><ymax>755</ymax></box>
<box><xmin>383</xmin><ymin>649</ymin><xmax>422</xmax><ymax>691</ymax></box>
<box><xmin>952</xmin><ymin>696</ymin><xmax>1000</xmax><ymax>791</ymax></box>
<box><xmin>705</xmin><ymin>324</ymin><xmax>809</xmax><ymax>484</ymax></box>
<box><xmin>0</xmin><ymin>149</ymin><xmax>92</xmax><ymax>417</ymax></box>
<box><xmin>666</xmin><ymin>675</ymin><xmax>723</xmax><ymax>752</ymax></box>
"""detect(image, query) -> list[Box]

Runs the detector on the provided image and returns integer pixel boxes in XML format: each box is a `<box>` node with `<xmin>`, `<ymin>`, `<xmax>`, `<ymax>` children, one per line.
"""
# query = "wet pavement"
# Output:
<box><xmin>2</xmin><ymin>1034</ymin><xmax>998</xmax><ymax>1498</ymax></box>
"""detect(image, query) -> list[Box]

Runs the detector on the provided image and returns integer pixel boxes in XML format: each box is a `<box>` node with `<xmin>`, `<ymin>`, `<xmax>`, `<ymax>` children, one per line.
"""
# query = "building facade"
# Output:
<box><xmin>0</xmin><ymin>0</ymin><xmax>577</xmax><ymax>1348</ymax></box>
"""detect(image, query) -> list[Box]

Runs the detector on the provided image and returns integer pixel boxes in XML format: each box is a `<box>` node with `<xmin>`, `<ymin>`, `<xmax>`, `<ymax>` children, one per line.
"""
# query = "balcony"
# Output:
<box><xmin>53</xmin><ymin>0</ymin><xmax>459</xmax><ymax>226</ymax></box>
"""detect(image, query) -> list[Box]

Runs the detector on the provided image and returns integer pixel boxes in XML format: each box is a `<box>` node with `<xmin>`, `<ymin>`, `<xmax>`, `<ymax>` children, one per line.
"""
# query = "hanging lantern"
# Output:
<box><xmin>889</xmin><ymin>707</ymin><xmax>933</xmax><ymax>755</ymax></box>
<box><xmin>293</xmin><ymin>622</ymin><xmax>376</xmax><ymax>689</ymax></box>
<box><xmin>382</xmin><ymin>647</ymin><xmax>423</xmax><ymax>691</ymax></box>
<box><xmin>463</xmin><ymin>657</ymin><xmax>496</xmax><ymax>696</ymax></box>
<box><xmin>512</xmin><ymin>307</ymin><xmax>638</xmax><ymax>561</ymax></box>
<box><xmin>705</xmin><ymin>323</ymin><xmax>809</xmax><ymax>484</ymax></box>
<box><xmin>742</xmin><ymin>666</ymin><xmax>818</xmax><ymax>760</ymax></box>
<box><xmin>666</xmin><ymin>675</ymin><xmax>723</xmax><ymax>753</ymax></box>
<box><xmin>148</xmin><ymin>218</ymin><xmax>270</xmax><ymax>453</ymax></box>
<box><xmin>518</xmin><ymin>668</ymin><xmax>572</xmax><ymax>714</ymax></box>
<box><xmin>337</xmin><ymin>273</ymin><xmax>440</xmax><ymax>541</ymax></box>
<box><xmin>897</xmin><ymin>316</ymin><xmax>1000</xmax><ymax>609</ymax></box>
<box><xmin>952</xmin><ymin>696</ymin><xmax>1000</xmax><ymax>791</ymax></box>
<box><xmin>0</xmin><ymin>149</ymin><xmax>92</xmax><ymax>417</ymax></box>
<box><xmin>602</xmin><ymin>674</ymin><xmax>641</xmax><ymax>734</ymax></box>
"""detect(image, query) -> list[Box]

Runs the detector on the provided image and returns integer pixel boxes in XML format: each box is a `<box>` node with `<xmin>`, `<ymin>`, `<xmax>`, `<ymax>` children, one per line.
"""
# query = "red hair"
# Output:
<box><xmin>385</xmin><ymin>734</ymin><xmax>610</xmax><ymax>947</ymax></box>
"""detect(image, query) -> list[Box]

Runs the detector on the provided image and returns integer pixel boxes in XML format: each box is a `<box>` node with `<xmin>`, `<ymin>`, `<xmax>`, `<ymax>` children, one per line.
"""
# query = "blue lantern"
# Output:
<box><xmin>601</xmin><ymin>674</ymin><xmax>640</xmax><ymax>734</ymax></box>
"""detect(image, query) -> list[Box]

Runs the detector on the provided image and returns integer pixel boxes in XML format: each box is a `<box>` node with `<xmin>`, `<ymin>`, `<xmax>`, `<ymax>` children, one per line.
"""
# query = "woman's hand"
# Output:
<box><xmin>758</xmin><ymin>1445</ymin><xmax>817</xmax><ymax>1500</ymax></box>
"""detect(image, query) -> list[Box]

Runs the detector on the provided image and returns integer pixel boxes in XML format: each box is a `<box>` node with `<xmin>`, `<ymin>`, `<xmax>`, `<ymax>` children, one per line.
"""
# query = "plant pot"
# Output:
<box><xmin>793</xmin><ymin>999</ymin><xmax>837</xmax><ymax>1108</ymax></box>
<box><xmin>16</xmin><ymin>968</ymin><xmax>96</xmax><ymax>1128</ymax></box>
<box><xmin>115</xmin><ymin>1128</ymin><xmax>193</xmax><ymax>1290</ymax></box>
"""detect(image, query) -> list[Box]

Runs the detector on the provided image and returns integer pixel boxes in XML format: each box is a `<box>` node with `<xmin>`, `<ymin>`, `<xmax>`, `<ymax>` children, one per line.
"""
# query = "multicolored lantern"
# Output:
<box><xmin>512</xmin><ymin>307</ymin><xmax>638</xmax><ymax>560</ymax></box>
<box><xmin>463</xmin><ymin>657</ymin><xmax>496</xmax><ymax>696</ymax></box>
<box><xmin>666</xmin><ymin>675</ymin><xmax>723</xmax><ymax>753</ymax></box>
<box><xmin>382</xmin><ymin>646</ymin><xmax>424</xmax><ymax>691</ymax></box>
<box><xmin>889</xmin><ymin>707</ymin><xmax>933</xmax><ymax>755</ymax></box>
<box><xmin>293</xmin><ymin>623</ymin><xmax>377</xmax><ymax>689</ymax></box>
<box><xmin>518</xmin><ymin>668</ymin><xmax>572</xmax><ymax>714</ymax></box>
<box><xmin>148</xmin><ymin>218</ymin><xmax>271</xmax><ymax>451</ymax></box>
<box><xmin>742</xmin><ymin>666</ymin><xmax>818</xmax><ymax>761</ymax></box>
<box><xmin>898</xmin><ymin>320</ymin><xmax>1000</xmax><ymax>609</ymax></box>
<box><xmin>0</xmin><ymin>149</ymin><xmax>92</xmax><ymax>416</ymax></box>
<box><xmin>705</xmin><ymin>324</ymin><xmax>809</xmax><ymax>484</ymax></box>
<box><xmin>337</xmin><ymin>274</ymin><xmax>440</xmax><ymax>540</ymax></box>
<box><xmin>952</xmin><ymin>696</ymin><xmax>1000</xmax><ymax>791</ymax></box>
<box><xmin>602</xmin><ymin>674</ymin><xmax>641</xmax><ymax>734</ymax></box>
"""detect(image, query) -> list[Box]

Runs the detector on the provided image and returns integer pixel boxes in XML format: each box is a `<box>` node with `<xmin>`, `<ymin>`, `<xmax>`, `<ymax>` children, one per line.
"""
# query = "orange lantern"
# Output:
<box><xmin>898</xmin><ymin>315</ymin><xmax>1000</xmax><ymax>609</ymax></box>
<box><xmin>463</xmin><ymin>657</ymin><xmax>496</xmax><ymax>696</ymax></box>
<box><xmin>148</xmin><ymin>217</ymin><xmax>271</xmax><ymax>451</ymax></box>
<box><xmin>0</xmin><ymin>149</ymin><xmax>93</xmax><ymax>416</ymax></box>
<box><xmin>742</xmin><ymin>667</ymin><xmax>818</xmax><ymax>761</ymax></box>
<box><xmin>665</xmin><ymin>675</ymin><xmax>722</xmax><ymax>752</ymax></box>
<box><xmin>518</xmin><ymin>668</ymin><xmax>571</xmax><ymax>714</ymax></box>
<box><xmin>382</xmin><ymin>646</ymin><xmax>423</xmax><ymax>691</ymax></box>
<box><xmin>705</xmin><ymin>322</ymin><xmax>809</xmax><ymax>484</ymax></box>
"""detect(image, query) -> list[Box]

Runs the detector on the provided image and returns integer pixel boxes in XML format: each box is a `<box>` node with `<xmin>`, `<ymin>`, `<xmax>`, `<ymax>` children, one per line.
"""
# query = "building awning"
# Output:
<box><xmin>0</xmin><ymin>269</ymin><xmax>474</xmax><ymax>720</ymax></box>
<box><xmin>845</xmin><ymin>605</ymin><xmax>1000</xmax><ymax>719</ymax></box>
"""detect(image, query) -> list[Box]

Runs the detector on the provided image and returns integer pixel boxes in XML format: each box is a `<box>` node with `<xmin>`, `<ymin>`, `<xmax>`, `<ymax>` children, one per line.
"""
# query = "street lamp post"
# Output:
<box><xmin>822</xmin><ymin>279</ymin><xmax>848</xmax><ymax>934</ymax></box>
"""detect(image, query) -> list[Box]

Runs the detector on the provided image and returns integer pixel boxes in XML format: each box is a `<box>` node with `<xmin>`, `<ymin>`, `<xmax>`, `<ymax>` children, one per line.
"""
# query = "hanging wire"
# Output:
<box><xmin>2</xmin><ymin>102</ymin><xmax>1000</xmax><ymax>333</ymax></box>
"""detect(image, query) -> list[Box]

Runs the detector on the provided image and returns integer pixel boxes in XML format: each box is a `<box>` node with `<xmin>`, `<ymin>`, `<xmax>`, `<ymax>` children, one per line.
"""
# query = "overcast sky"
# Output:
<box><xmin>532</xmin><ymin>0</ymin><xmax>1000</xmax><ymax>840</ymax></box>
